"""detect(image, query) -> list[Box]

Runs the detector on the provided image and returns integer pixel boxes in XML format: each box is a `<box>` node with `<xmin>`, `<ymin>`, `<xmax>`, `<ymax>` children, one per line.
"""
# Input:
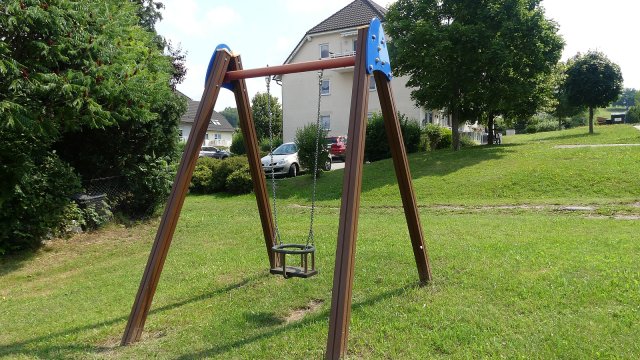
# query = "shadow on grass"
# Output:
<box><xmin>274</xmin><ymin>145</ymin><xmax>518</xmax><ymax>203</ymax></box>
<box><xmin>0</xmin><ymin>251</ymin><xmax>38</xmax><ymax>276</ymax></box>
<box><xmin>175</xmin><ymin>285</ymin><xmax>417</xmax><ymax>359</ymax></box>
<box><xmin>0</xmin><ymin>273</ymin><xmax>268</xmax><ymax>358</ymax></box>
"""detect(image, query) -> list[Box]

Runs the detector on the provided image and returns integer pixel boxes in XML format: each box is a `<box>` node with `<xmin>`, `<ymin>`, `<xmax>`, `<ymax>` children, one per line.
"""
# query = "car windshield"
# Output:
<box><xmin>326</xmin><ymin>137</ymin><xmax>338</xmax><ymax>144</ymax></box>
<box><xmin>201</xmin><ymin>147</ymin><xmax>217</xmax><ymax>152</ymax></box>
<box><xmin>272</xmin><ymin>143</ymin><xmax>297</xmax><ymax>155</ymax></box>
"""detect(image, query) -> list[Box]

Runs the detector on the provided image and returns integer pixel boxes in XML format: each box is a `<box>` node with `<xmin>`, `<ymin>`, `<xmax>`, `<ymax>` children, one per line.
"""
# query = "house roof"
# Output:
<box><xmin>283</xmin><ymin>0</ymin><xmax>387</xmax><ymax>65</ymax></box>
<box><xmin>308</xmin><ymin>0</ymin><xmax>386</xmax><ymax>35</ymax></box>
<box><xmin>178</xmin><ymin>92</ymin><xmax>235</xmax><ymax>132</ymax></box>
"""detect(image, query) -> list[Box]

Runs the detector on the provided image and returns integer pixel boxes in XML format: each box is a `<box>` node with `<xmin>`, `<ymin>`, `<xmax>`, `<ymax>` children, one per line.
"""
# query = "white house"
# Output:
<box><xmin>178</xmin><ymin>93</ymin><xmax>235</xmax><ymax>148</ymax></box>
<box><xmin>279</xmin><ymin>0</ymin><xmax>450</xmax><ymax>142</ymax></box>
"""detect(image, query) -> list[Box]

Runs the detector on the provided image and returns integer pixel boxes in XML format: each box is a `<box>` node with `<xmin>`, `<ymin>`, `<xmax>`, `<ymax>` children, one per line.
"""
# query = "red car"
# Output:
<box><xmin>326</xmin><ymin>136</ymin><xmax>347</xmax><ymax>161</ymax></box>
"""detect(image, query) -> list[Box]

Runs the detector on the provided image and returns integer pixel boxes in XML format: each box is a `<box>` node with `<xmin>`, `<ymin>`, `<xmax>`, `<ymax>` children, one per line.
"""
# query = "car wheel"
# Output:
<box><xmin>324</xmin><ymin>159</ymin><xmax>332</xmax><ymax>171</ymax></box>
<box><xmin>288</xmin><ymin>163</ymin><xmax>298</xmax><ymax>177</ymax></box>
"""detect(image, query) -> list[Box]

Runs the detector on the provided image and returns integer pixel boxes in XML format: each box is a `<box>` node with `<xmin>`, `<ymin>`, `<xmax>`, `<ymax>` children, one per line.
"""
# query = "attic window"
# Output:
<box><xmin>211</xmin><ymin>120</ymin><xmax>221</xmax><ymax>126</ymax></box>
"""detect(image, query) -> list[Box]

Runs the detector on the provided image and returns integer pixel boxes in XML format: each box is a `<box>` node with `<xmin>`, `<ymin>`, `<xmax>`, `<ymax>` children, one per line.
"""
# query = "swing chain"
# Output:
<box><xmin>266</xmin><ymin>73</ymin><xmax>282</xmax><ymax>245</ymax></box>
<box><xmin>307</xmin><ymin>69</ymin><xmax>324</xmax><ymax>247</ymax></box>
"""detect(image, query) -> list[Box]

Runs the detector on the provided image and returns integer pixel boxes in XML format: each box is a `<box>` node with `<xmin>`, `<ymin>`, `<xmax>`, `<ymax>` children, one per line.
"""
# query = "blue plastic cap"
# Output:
<box><xmin>205</xmin><ymin>44</ymin><xmax>233</xmax><ymax>90</ymax></box>
<box><xmin>366</xmin><ymin>18</ymin><xmax>392</xmax><ymax>80</ymax></box>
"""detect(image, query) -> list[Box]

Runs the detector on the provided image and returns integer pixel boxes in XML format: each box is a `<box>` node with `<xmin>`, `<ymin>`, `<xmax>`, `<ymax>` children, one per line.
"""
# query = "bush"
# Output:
<box><xmin>627</xmin><ymin>106</ymin><xmax>640</xmax><ymax>124</ymax></box>
<box><xmin>226</xmin><ymin>165</ymin><xmax>253</xmax><ymax>194</ymax></box>
<box><xmin>189</xmin><ymin>156</ymin><xmax>251</xmax><ymax>195</ymax></box>
<box><xmin>295</xmin><ymin>123</ymin><xmax>329</xmax><ymax>172</ymax></box>
<box><xmin>119</xmin><ymin>156</ymin><xmax>174</xmax><ymax>218</ymax></box>
<box><xmin>525</xmin><ymin>119</ymin><xmax>560</xmax><ymax>134</ymax></box>
<box><xmin>422</xmin><ymin>124</ymin><xmax>452</xmax><ymax>150</ymax></box>
<box><xmin>460</xmin><ymin>136</ymin><xmax>477</xmax><ymax>148</ymax></box>
<box><xmin>260</xmin><ymin>136</ymin><xmax>283</xmax><ymax>153</ymax></box>
<box><xmin>212</xmin><ymin>156</ymin><xmax>248</xmax><ymax>192</ymax></box>
<box><xmin>230</xmin><ymin>131</ymin><xmax>246</xmax><ymax>155</ymax></box>
<box><xmin>365</xmin><ymin>112</ymin><xmax>422</xmax><ymax>162</ymax></box>
<box><xmin>0</xmin><ymin>152</ymin><xmax>81</xmax><ymax>254</ymax></box>
<box><xmin>82</xmin><ymin>200</ymin><xmax>113</xmax><ymax>231</ymax></box>
<box><xmin>190</xmin><ymin>157</ymin><xmax>218</xmax><ymax>193</ymax></box>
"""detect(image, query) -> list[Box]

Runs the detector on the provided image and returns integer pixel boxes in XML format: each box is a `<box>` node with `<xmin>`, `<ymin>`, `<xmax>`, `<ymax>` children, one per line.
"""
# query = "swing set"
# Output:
<box><xmin>121</xmin><ymin>18</ymin><xmax>432</xmax><ymax>359</ymax></box>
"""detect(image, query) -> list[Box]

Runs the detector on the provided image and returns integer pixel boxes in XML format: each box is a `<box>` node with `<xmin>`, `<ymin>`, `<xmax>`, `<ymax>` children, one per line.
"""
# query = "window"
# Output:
<box><xmin>320</xmin><ymin>80</ymin><xmax>330</xmax><ymax>95</ymax></box>
<box><xmin>369</xmin><ymin>76</ymin><xmax>376</xmax><ymax>91</ymax></box>
<box><xmin>320</xmin><ymin>43</ymin><xmax>329</xmax><ymax>59</ymax></box>
<box><xmin>367</xmin><ymin>112</ymin><xmax>374</xmax><ymax>119</ymax></box>
<box><xmin>320</xmin><ymin>115</ymin><xmax>331</xmax><ymax>130</ymax></box>
<box><xmin>205</xmin><ymin>133</ymin><xmax>209</xmax><ymax>140</ymax></box>
<box><xmin>178</xmin><ymin>129</ymin><xmax>183</xmax><ymax>137</ymax></box>
<box><xmin>214</xmin><ymin>133</ymin><xmax>222</xmax><ymax>140</ymax></box>
<box><xmin>353</xmin><ymin>39</ymin><xmax>357</xmax><ymax>52</ymax></box>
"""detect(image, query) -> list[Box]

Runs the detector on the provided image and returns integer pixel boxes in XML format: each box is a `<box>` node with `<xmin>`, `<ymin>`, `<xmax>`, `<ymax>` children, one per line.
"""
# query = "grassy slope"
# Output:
<box><xmin>1</xmin><ymin>125</ymin><xmax>639</xmax><ymax>359</ymax></box>
<box><xmin>277</xmin><ymin>125</ymin><xmax>640</xmax><ymax>206</ymax></box>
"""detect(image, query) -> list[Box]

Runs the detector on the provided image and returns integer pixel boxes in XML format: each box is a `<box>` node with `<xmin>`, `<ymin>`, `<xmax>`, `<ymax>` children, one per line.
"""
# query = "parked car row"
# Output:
<box><xmin>199</xmin><ymin>146</ymin><xmax>231</xmax><ymax>159</ymax></box>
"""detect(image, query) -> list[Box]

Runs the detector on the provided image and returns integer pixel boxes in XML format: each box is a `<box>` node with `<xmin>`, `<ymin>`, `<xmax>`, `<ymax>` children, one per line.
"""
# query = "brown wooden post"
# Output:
<box><xmin>121</xmin><ymin>49</ymin><xmax>232</xmax><ymax>345</ymax></box>
<box><xmin>229</xmin><ymin>55</ymin><xmax>278</xmax><ymax>268</ymax></box>
<box><xmin>326</xmin><ymin>27</ymin><xmax>370</xmax><ymax>360</ymax></box>
<box><xmin>374</xmin><ymin>72</ymin><xmax>432</xmax><ymax>283</ymax></box>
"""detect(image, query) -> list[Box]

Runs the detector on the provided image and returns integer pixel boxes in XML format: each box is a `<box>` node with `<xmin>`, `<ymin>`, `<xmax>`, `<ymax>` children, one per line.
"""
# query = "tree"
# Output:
<box><xmin>0</xmin><ymin>0</ymin><xmax>184</xmax><ymax>253</ymax></box>
<box><xmin>386</xmin><ymin>0</ymin><xmax>563</xmax><ymax>149</ymax></box>
<box><xmin>552</xmin><ymin>63</ymin><xmax>585</xmax><ymax>127</ymax></box>
<box><xmin>564</xmin><ymin>51</ymin><xmax>623</xmax><ymax>134</ymax></box>
<box><xmin>251</xmin><ymin>92</ymin><xmax>282</xmax><ymax>141</ymax></box>
<box><xmin>612</xmin><ymin>88</ymin><xmax>637</xmax><ymax>109</ymax></box>
<box><xmin>221</xmin><ymin>107</ymin><xmax>239</xmax><ymax>128</ymax></box>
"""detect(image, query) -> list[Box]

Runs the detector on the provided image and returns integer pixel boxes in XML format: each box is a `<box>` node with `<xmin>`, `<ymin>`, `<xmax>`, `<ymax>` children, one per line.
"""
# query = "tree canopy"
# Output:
<box><xmin>221</xmin><ymin>107</ymin><xmax>239</xmax><ymax>128</ymax></box>
<box><xmin>251</xmin><ymin>92</ymin><xmax>282</xmax><ymax>141</ymax></box>
<box><xmin>385</xmin><ymin>0</ymin><xmax>563</xmax><ymax>148</ymax></box>
<box><xmin>564</xmin><ymin>51</ymin><xmax>623</xmax><ymax>133</ymax></box>
<box><xmin>0</xmin><ymin>0</ymin><xmax>185</xmax><ymax>253</ymax></box>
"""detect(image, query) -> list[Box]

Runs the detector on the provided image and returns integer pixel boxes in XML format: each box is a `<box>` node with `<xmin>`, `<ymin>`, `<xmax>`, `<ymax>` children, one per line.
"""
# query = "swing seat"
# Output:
<box><xmin>270</xmin><ymin>244</ymin><xmax>317</xmax><ymax>279</ymax></box>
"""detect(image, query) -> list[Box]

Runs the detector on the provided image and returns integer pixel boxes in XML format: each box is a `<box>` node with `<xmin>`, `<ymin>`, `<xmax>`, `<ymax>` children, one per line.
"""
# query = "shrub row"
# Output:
<box><xmin>190</xmin><ymin>156</ymin><xmax>253</xmax><ymax>195</ymax></box>
<box><xmin>365</xmin><ymin>112</ymin><xmax>422</xmax><ymax>162</ymax></box>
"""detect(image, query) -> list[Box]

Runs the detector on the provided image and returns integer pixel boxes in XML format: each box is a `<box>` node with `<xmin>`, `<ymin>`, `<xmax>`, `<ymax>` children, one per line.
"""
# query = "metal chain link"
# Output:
<box><xmin>307</xmin><ymin>69</ymin><xmax>324</xmax><ymax>247</ymax></box>
<box><xmin>266</xmin><ymin>73</ymin><xmax>282</xmax><ymax>245</ymax></box>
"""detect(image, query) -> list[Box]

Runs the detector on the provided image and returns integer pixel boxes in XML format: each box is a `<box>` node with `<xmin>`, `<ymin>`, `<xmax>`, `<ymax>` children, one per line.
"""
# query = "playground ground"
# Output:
<box><xmin>1</xmin><ymin>125</ymin><xmax>639</xmax><ymax>359</ymax></box>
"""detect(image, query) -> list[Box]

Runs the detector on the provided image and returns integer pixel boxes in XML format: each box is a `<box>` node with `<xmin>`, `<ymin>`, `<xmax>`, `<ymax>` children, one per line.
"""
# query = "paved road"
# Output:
<box><xmin>330</xmin><ymin>159</ymin><xmax>345</xmax><ymax>171</ymax></box>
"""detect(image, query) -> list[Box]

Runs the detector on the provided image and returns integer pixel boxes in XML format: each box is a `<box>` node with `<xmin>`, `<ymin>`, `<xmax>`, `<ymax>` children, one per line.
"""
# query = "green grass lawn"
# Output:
<box><xmin>1</xmin><ymin>125</ymin><xmax>639</xmax><ymax>359</ymax></box>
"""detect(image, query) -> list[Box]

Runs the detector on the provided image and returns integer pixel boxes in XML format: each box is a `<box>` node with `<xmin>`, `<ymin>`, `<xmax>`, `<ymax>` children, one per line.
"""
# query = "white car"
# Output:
<box><xmin>261</xmin><ymin>142</ymin><xmax>331</xmax><ymax>177</ymax></box>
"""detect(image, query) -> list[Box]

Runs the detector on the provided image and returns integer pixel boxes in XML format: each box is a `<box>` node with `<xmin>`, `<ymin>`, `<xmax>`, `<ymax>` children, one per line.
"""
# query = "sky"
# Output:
<box><xmin>155</xmin><ymin>0</ymin><xmax>640</xmax><ymax>111</ymax></box>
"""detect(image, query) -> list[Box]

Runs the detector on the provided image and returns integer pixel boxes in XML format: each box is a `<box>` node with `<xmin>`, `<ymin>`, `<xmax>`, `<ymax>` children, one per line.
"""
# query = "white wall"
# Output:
<box><xmin>282</xmin><ymin>31</ymin><xmax>425</xmax><ymax>142</ymax></box>
<box><xmin>179</xmin><ymin>123</ymin><xmax>233</xmax><ymax>148</ymax></box>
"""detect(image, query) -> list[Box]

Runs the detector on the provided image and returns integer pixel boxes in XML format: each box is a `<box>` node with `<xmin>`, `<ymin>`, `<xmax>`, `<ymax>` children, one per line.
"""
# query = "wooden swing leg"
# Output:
<box><xmin>374</xmin><ymin>72</ymin><xmax>432</xmax><ymax>284</ymax></box>
<box><xmin>229</xmin><ymin>55</ymin><xmax>279</xmax><ymax>269</ymax></box>
<box><xmin>121</xmin><ymin>48</ymin><xmax>232</xmax><ymax>346</ymax></box>
<box><xmin>326</xmin><ymin>27</ymin><xmax>370</xmax><ymax>360</ymax></box>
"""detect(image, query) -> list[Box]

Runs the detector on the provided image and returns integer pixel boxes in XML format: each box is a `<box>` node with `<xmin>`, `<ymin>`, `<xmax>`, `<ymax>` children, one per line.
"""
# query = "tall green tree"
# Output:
<box><xmin>0</xmin><ymin>0</ymin><xmax>185</xmax><ymax>253</ymax></box>
<box><xmin>612</xmin><ymin>88</ymin><xmax>637</xmax><ymax>108</ymax></box>
<box><xmin>564</xmin><ymin>51</ymin><xmax>623</xmax><ymax>134</ymax></box>
<box><xmin>552</xmin><ymin>62</ymin><xmax>584</xmax><ymax>127</ymax></box>
<box><xmin>221</xmin><ymin>107</ymin><xmax>239</xmax><ymax>128</ymax></box>
<box><xmin>386</xmin><ymin>0</ymin><xmax>563</xmax><ymax>149</ymax></box>
<box><xmin>251</xmin><ymin>92</ymin><xmax>282</xmax><ymax>141</ymax></box>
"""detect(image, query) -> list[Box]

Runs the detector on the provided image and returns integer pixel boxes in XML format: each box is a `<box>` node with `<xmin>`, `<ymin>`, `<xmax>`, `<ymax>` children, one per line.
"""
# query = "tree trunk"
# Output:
<box><xmin>451</xmin><ymin>106</ymin><xmax>461</xmax><ymax>151</ymax></box>
<box><xmin>588</xmin><ymin>107</ymin><xmax>594</xmax><ymax>134</ymax></box>
<box><xmin>487</xmin><ymin>111</ymin><xmax>494</xmax><ymax>146</ymax></box>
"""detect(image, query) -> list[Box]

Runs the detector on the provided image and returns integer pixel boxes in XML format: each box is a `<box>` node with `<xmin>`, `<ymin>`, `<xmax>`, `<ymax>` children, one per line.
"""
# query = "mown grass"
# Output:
<box><xmin>1</xmin><ymin>125</ymin><xmax>639</xmax><ymax>359</ymax></box>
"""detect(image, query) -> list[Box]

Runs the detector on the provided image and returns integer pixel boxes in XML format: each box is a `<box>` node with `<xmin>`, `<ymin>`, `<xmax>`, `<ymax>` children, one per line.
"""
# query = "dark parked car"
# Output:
<box><xmin>326</xmin><ymin>136</ymin><xmax>347</xmax><ymax>161</ymax></box>
<box><xmin>199</xmin><ymin>146</ymin><xmax>230</xmax><ymax>159</ymax></box>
